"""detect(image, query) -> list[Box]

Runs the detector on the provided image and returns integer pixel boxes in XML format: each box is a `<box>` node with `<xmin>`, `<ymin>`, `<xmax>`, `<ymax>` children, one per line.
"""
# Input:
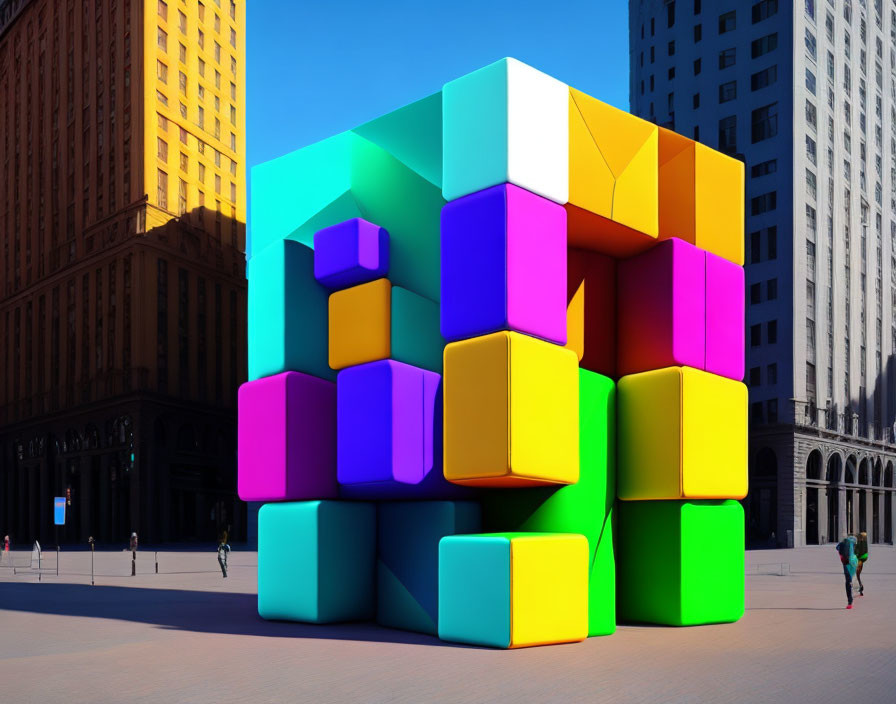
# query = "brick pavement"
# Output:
<box><xmin>1</xmin><ymin>545</ymin><xmax>894</xmax><ymax>703</ymax></box>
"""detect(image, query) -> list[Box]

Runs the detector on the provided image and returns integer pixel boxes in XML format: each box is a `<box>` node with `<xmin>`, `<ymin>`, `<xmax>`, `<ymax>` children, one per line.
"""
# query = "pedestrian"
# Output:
<box><xmin>129</xmin><ymin>532</ymin><xmax>138</xmax><ymax>552</ymax></box>
<box><xmin>2</xmin><ymin>534</ymin><xmax>8</xmax><ymax>564</ymax></box>
<box><xmin>835</xmin><ymin>534</ymin><xmax>858</xmax><ymax>609</ymax></box>
<box><xmin>217</xmin><ymin>531</ymin><xmax>230</xmax><ymax>578</ymax></box>
<box><xmin>855</xmin><ymin>530</ymin><xmax>869</xmax><ymax>596</ymax></box>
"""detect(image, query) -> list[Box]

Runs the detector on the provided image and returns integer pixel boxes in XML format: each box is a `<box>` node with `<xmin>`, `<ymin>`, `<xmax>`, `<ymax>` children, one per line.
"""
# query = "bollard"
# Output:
<box><xmin>89</xmin><ymin>538</ymin><xmax>95</xmax><ymax>586</ymax></box>
<box><xmin>155</xmin><ymin>551</ymin><xmax>159</xmax><ymax>574</ymax></box>
<box><xmin>131</xmin><ymin>549</ymin><xmax>136</xmax><ymax>576</ymax></box>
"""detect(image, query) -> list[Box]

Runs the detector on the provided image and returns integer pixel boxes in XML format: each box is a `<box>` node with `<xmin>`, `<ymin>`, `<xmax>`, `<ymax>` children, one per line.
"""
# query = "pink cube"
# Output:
<box><xmin>617</xmin><ymin>237</ymin><xmax>705</xmax><ymax>377</ymax></box>
<box><xmin>237</xmin><ymin>371</ymin><xmax>337</xmax><ymax>502</ymax></box>
<box><xmin>706</xmin><ymin>252</ymin><xmax>745</xmax><ymax>381</ymax></box>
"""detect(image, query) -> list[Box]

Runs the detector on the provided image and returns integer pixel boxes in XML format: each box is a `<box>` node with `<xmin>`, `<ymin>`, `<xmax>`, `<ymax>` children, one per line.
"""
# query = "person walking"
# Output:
<box><xmin>1</xmin><ymin>534</ymin><xmax>8</xmax><ymax>564</ymax></box>
<box><xmin>129</xmin><ymin>532</ymin><xmax>138</xmax><ymax>551</ymax></box>
<box><xmin>855</xmin><ymin>531</ymin><xmax>869</xmax><ymax>596</ymax></box>
<box><xmin>835</xmin><ymin>534</ymin><xmax>858</xmax><ymax>609</ymax></box>
<box><xmin>217</xmin><ymin>531</ymin><xmax>230</xmax><ymax>578</ymax></box>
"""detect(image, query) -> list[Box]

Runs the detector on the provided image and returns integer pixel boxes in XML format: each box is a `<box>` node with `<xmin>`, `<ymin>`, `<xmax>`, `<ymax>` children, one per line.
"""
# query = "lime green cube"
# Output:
<box><xmin>617</xmin><ymin>500</ymin><xmax>744</xmax><ymax>626</ymax></box>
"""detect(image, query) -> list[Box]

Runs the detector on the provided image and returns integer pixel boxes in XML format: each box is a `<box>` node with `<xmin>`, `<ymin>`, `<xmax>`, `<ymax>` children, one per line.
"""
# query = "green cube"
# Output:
<box><xmin>391</xmin><ymin>286</ymin><xmax>444</xmax><ymax>372</ymax></box>
<box><xmin>617</xmin><ymin>500</ymin><xmax>745</xmax><ymax>626</ymax></box>
<box><xmin>482</xmin><ymin>368</ymin><xmax>616</xmax><ymax>636</ymax></box>
<box><xmin>248</xmin><ymin>240</ymin><xmax>332</xmax><ymax>381</ymax></box>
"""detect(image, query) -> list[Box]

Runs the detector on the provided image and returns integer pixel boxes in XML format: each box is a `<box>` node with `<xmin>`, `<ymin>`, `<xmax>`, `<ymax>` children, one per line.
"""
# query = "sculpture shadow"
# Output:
<box><xmin>0</xmin><ymin>582</ymin><xmax>475</xmax><ymax>647</ymax></box>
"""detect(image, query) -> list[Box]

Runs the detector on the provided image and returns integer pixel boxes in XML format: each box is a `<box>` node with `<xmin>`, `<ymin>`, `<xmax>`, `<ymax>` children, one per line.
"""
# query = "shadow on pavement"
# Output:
<box><xmin>0</xmin><ymin>582</ymin><xmax>469</xmax><ymax>647</ymax></box>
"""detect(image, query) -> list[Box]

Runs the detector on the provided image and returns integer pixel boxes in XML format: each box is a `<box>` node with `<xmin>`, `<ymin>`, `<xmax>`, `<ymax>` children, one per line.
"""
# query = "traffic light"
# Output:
<box><xmin>65</xmin><ymin>487</ymin><xmax>72</xmax><ymax>506</ymax></box>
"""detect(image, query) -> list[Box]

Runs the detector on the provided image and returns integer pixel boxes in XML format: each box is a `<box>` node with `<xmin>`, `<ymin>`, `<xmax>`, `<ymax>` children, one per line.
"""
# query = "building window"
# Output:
<box><xmin>694</xmin><ymin>0</ymin><xmax>701</xmax><ymax>13</ymax></box>
<box><xmin>751</xmin><ymin>283</ymin><xmax>762</xmax><ymax>304</ymax></box>
<box><xmin>180</xmin><ymin>152</ymin><xmax>188</xmax><ymax>172</ymax></box>
<box><xmin>158</xmin><ymin>0</ymin><xmax>168</xmax><ymax>20</ymax></box>
<box><xmin>767</xmin><ymin>226</ymin><xmax>777</xmax><ymax>259</ymax></box>
<box><xmin>668</xmin><ymin>66</ymin><xmax>676</xmax><ymax>79</ymax></box>
<box><xmin>157</xmin><ymin>169</ymin><xmax>168</xmax><ymax>209</ymax></box>
<box><xmin>767</xmin><ymin>399</ymin><xmax>778</xmax><ymax>423</ymax></box>
<box><xmin>719</xmin><ymin>47</ymin><xmax>736</xmax><ymax>69</ymax></box>
<box><xmin>805</xmin><ymin>100</ymin><xmax>817</xmax><ymax>130</ymax></box>
<box><xmin>693</xmin><ymin>93</ymin><xmax>700</xmax><ymax>109</ymax></box>
<box><xmin>806</xmin><ymin>0</ymin><xmax>816</xmax><ymax>20</ymax></box>
<box><xmin>668</xmin><ymin>40</ymin><xmax>676</xmax><ymax>56</ymax></box>
<box><xmin>767</xmin><ymin>279</ymin><xmax>778</xmax><ymax>300</ymax></box>
<box><xmin>751</xmin><ymin>33</ymin><xmax>778</xmax><ymax>58</ymax></box>
<box><xmin>718</xmin><ymin>10</ymin><xmax>736</xmax><ymax>34</ymax></box>
<box><xmin>751</xmin><ymin>402</ymin><xmax>764</xmax><ymax>424</ymax></box>
<box><xmin>749</xmin><ymin>367</ymin><xmax>761</xmax><ymax>386</ymax></box>
<box><xmin>751</xmin><ymin>159</ymin><xmax>777</xmax><ymax>178</ymax></box>
<box><xmin>767</xmin><ymin>320</ymin><xmax>778</xmax><ymax>344</ymax></box>
<box><xmin>667</xmin><ymin>1</ymin><xmax>676</xmax><ymax>27</ymax></box>
<box><xmin>767</xmin><ymin>364</ymin><xmax>777</xmax><ymax>385</ymax></box>
<box><xmin>694</xmin><ymin>24</ymin><xmax>702</xmax><ymax>42</ymax></box>
<box><xmin>806</xmin><ymin>68</ymin><xmax>816</xmax><ymax>95</ymax></box>
<box><xmin>198</xmin><ymin>163</ymin><xmax>206</xmax><ymax>182</ymax></box>
<box><xmin>180</xmin><ymin>126</ymin><xmax>188</xmax><ymax>145</ymax></box>
<box><xmin>158</xmin><ymin>28</ymin><xmax>167</xmax><ymax>51</ymax></box>
<box><xmin>230</xmin><ymin>182</ymin><xmax>237</xmax><ymax>202</ymax></box>
<box><xmin>179</xmin><ymin>10</ymin><xmax>187</xmax><ymax>32</ymax></box>
<box><xmin>718</xmin><ymin>115</ymin><xmax>737</xmax><ymax>153</ymax></box>
<box><xmin>805</xmin><ymin>29</ymin><xmax>817</xmax><ymax>60</ymax></box>
<box><xmin>719</xmin><ymin>80</ymin><xmax>737</xmax><ymax>103</ymax></box>
<box><xmin>752</xmin><ymin>0</ymin><xmax>778</xmax><ymax>24</ymax></box>
<box><xmin>751</xmin><ymin>103</ymin><xmax>778</xmax><ymax>143</ymax></box>
<box><xmin>198</xmin><ymin>28</ymin><xmax>205</xmax><ymax>49</ymax></box>
<box><xmin>215</xmin><ymin>174</ymin><xmax>222</xmax><ymax>194</ymax></box>
<box><xmin>751</xmin><ymin>65</ymin><xmax>778</xmax><ymax>91</ymax></box>
<box><xmin>806</xmin><ymin>169</ymin><xmax>817</xmax><ymax>199</ymax></box>
<box><xmin>751</xmin><ymin>191</ymin><xmax>777</xmax><ymax>215</ymax></box>
<box><xmin>751</xmin><ymin>231</ymin><xmax>761</xmax><ymax>263</ymax></box>
<box><xmin>694</xmin><ymin>58</ymin><xmax>702</xmax><ymax>75</ymax></box>
<box><xmin>179</xmin><ymin>43</ymin><xmax>187</xmax><ymax>63</ymax></box>
<box><xmin>157</xmin><ymin>60</ymin><xmax>168</xmax><ymax>84</ymax></box>
<box><xmin>178</xmin><ymin>179</ymin><xmax>187</xmax><ymax>215</ymax></box>
<box><xmin>751</xmin><ymin>324</ymin><xmax>761</xmax><ymax>346</ymax></box>
<box><xmin>667</xmin><ymin>93</ymin><xmax>674</xmax><ymax>112</ymax></box>
<box><xmin>157</xmin><ymin>138</ymin><xmax>168</xmax><ymax>161</ymax></box>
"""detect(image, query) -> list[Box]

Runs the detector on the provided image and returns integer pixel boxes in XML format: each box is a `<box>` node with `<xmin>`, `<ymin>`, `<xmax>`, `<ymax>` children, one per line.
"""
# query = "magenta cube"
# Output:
<box><xmin>237</xmin><ymin>371</ymin><xmax>337</xmax><ymax>502</ymax></box>
<box><xmin>313</xmin><ymin>218</ymin><xmax>389</xmax><ymax>290</ymax></box>
<box><xmin>617</xmin><ymin>237</ymin><xmax>706</xmax><ymax>377</ymax></box>
<box><xmin>706</xmin><ymin>252</ymin><xmax>745</xmax><ymax>381</ymax></box>
<box><xmin>440</xmin><ymin>184</ymin><xmax>567</xmax><ymax>344</ymax></box>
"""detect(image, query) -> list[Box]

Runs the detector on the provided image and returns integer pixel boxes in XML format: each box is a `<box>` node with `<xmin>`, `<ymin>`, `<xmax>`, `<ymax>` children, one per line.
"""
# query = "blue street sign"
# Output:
<box><xmin>54</xmin><ymin>497</ymin><xmax>66</xmax><ymax>526</ymax></box>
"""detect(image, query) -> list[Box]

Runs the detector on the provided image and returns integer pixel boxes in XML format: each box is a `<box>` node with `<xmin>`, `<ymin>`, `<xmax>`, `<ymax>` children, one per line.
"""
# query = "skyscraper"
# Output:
<box><xmin>0</xmin><ymin>0</ymin><xmax>246</xmax><ymax>544</ymax></box>
<box><xmin>629</xmin><ymin>0</ymin><xmax>896</xmax><ymax>547</ymax></box>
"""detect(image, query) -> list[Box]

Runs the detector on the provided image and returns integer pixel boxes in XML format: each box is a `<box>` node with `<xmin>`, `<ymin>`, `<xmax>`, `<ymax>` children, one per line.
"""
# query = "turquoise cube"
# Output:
<box><xmin>247</xmin><ymin>239</ymin><xmax>332</xmax><ymax>381</ymax></box>
<box><xmin>377</xmin><ymin>501</ymin><xmax>480</xmax><ymax>635</ymax></box>
<box><xmin>391</xmin><ymin>286</ymin><xmax>444</xmax><ymax>372</ymax></box>
<box><xmin>258</xmin><ymin>500</ymin><xmax>375</xmax><ymax>623</ymax></box>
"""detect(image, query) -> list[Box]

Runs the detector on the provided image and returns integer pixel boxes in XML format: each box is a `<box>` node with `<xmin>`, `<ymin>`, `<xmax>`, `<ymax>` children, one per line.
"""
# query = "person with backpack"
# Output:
<box><xmin>855</xmin><ymin>531</ymin><xmax>869</xmax><ymax>596</ymax></box>
<box><xmin>835</xmin><ymin>534</ymin><xmax>858</xmax><ymax>609</ymax></box>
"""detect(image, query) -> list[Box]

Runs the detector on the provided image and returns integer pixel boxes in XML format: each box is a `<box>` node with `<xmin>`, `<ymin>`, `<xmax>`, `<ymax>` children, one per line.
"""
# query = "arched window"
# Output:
<box><xmin>858</xmin><ymin>458</ymin><xmax>869</xmax><ymax>485</ymax></box>
<box><xmin>885</xmin><ymin>462</ymin><xmax>894</xmax><ymax>488</ymax></box>
<box><xmin>826</xmin><ymin>453</ymin><xmax>843</xmax><ymax>483</ymax></box>
<box><xmin>806</xmin><ymin>449</ymin><xmax>823</xmax><ymax>480</ymax></box>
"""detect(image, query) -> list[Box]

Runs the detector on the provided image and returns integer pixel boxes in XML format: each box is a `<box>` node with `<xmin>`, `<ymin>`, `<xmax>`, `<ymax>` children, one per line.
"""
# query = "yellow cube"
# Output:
<box><xmin>658</xmin><ymin>127</ymin><xmax>745</xmax><ymax>265</ymax></box>
<box><xmin>568</xmin><ymin>88</ymin><xmax>659</xmax><ymax>257</ymax></box>
<box><xmin>617</xmin><ymin>366</ymin><xmax>747</xmax><ymax>500</ymax></box>
<box><xmin>438</xmin><ymin>532</ymin><xmax>589</xmax><ymax>648</ymax></box>
<box><xmin>328</xmin><ymin>278</ymin><xmax>391</xmax><ymax>370</ymax></box>
<box><xmin>443</xmin><ymin>331</ymin><xmax>579</xmax><ymax>487</ymax></box>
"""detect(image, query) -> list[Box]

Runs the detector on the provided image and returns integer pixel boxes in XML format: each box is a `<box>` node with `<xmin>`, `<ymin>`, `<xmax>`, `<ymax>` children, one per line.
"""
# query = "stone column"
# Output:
<box><xmin>875</xmin><ymin>491</ymin><xmax>884</xmax><ymax>543</ymax></box>
<box><xmin>838</xmin><ymin>487</ymin><xmax>848</xmax><ymax>541</ymax></box>
<box><xmin>818</xmin><ymin>485</ymin><xmax>829</xmax><ymax>543</ymax></box>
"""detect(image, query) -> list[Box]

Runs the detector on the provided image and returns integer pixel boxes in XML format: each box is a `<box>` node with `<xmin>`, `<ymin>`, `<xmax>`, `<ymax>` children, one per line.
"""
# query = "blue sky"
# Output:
<box><xmin>246</xmin><ymin>0</ymin><xmax>629</xmax><ymax>168</ymax></box>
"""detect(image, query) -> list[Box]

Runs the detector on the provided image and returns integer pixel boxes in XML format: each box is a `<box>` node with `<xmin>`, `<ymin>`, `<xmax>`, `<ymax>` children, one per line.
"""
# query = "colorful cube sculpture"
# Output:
<box><xmin>483</xmin><ymin>369</ymin><xmax>616</xmax><ymax>636</ymax></box>
<box><xmin>617</xmin><ymin>366</ymin><xmax>748</xmax><ymax>500</ymax></box>
<box><xmin>617</xmin><ymin>500</ymin><xmax>745</xmax><ymax>626</ymax></box>
<box><xmin>337</xmin><ymin>360</ymin><xmax>440</xmax><ymax>488</ymax></box>
<box><xmin>443</xmin><ymin>331</ymin><xmax>579</xmax><ymax>487</ymax></box>
<box><xmin>238</xmin><ymin>371</ymin><xmax>337</xmax><ymax>502</ymax></box>
<box><xmin>258</xmin><ymin>501</ymin><xmax>376</xmax><ymax>622</ymax></box>
<box><xmin>246</xmin><ymin>58</ymin><xmax>747</xmax><ymax>646</ymax></box>
<box><xmin>438</xmin><ymin>532</ymin><xmax>589</xmax><ymax>648</ymax></box>
<box><xmin>313</xmin><ymin>218</ymin><xmax>390</xmax><ymax>290</ymax></box>
<box><xmin>377</xmin><ymin>501</ymin><xmax>480</xmax><ymax>635</ymax></box>
<box><xmin>658</xmin><ymin>127</ymin><xmax>745</xmax><ymax>266</ymax></box>
<box><xmin>329</xmin><ymin>279</ymin><xmax>443</xmax><ymax>371</ymax></box>
<box><xmin>440</xmin><ymin>183</ymin><xmax>567</xmax><ymax>344</ymax></box>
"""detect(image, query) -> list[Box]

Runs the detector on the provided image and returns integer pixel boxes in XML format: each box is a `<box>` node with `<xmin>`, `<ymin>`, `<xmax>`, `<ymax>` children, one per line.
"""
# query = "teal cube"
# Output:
<box><xmin>248</xmin><ymin>240</ymin><xmax>332</xmax><ymax>381</ymax></box>
<box><xmin>617</xmin><ymin>500</ymin><xmax>745</xmax><ymax>626</ymax></box>
<box><xmin>377</xmin><ymin>501</ymin><xmax>480</xmax><ymax>635</ymax></box>
<box><xmin>258</xmin><ymin>501</ymin><xmax>375</xmax><ymax>623</ymax></box>
<box><xmin>249</xmin><ymin>94</ymin><xmax>444</xmax><ymax>302</ymax></box>
<box><xmin>442</xmin><ymin>58</ymin><xmax>568</xmax><ymax>204</ymax></box>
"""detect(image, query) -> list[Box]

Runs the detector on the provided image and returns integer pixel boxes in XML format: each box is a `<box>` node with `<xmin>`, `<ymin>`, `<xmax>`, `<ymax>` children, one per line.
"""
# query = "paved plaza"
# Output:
<box><xmin>1</xmin><ymin>545</ymin><xmax>894</xmax><ymax>703</ymax></box>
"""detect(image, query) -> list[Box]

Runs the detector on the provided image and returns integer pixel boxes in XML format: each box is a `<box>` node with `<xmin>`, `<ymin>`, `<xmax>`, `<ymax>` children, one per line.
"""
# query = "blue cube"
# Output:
<box><xmin>257</xmin><ymin>500</ymin><xmax>375</xmax><ymax>623</ymax></box>
<box><xmin>313</xmin><ymin>218</ymin><xmax>389</xmax><ymax>290</ymax></box>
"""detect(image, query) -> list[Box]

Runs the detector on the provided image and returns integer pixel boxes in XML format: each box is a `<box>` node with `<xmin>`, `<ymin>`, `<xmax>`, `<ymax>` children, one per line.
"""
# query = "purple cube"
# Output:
<box><xmin>337</xmin><ymin>360</ymin><xmax>447</xmax><ymax>492</ymax></box>
<box><xmin>706</xmin><ymin>252</ymin><xmax>745</xmax><ymax>381</ymax></box>
<box><xmin>313</xmin><ymin>218</ymin><xmax>389</xmax><ymax>290</ymax></box>
<box><xmin>617</xmin><ymin>237</ymin><xmax>706</xmax><ymax>377</ymax></box>
<box><xmin>238</xmin><ymin>371</ymin><xmax>337</xmax><ymax>502</ymax></box>
<box><xmin>440</xmin><ymin>184</ymin><xmax>567</xmax><ymax>344</ymax></box>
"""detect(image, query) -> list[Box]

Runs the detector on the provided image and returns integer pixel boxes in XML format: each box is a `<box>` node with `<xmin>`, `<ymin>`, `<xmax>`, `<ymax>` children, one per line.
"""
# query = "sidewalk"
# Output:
<box><xmin>1</xmin><ymin>546</ymin><xmax>894</xmax><ymax>703</ymax></box>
